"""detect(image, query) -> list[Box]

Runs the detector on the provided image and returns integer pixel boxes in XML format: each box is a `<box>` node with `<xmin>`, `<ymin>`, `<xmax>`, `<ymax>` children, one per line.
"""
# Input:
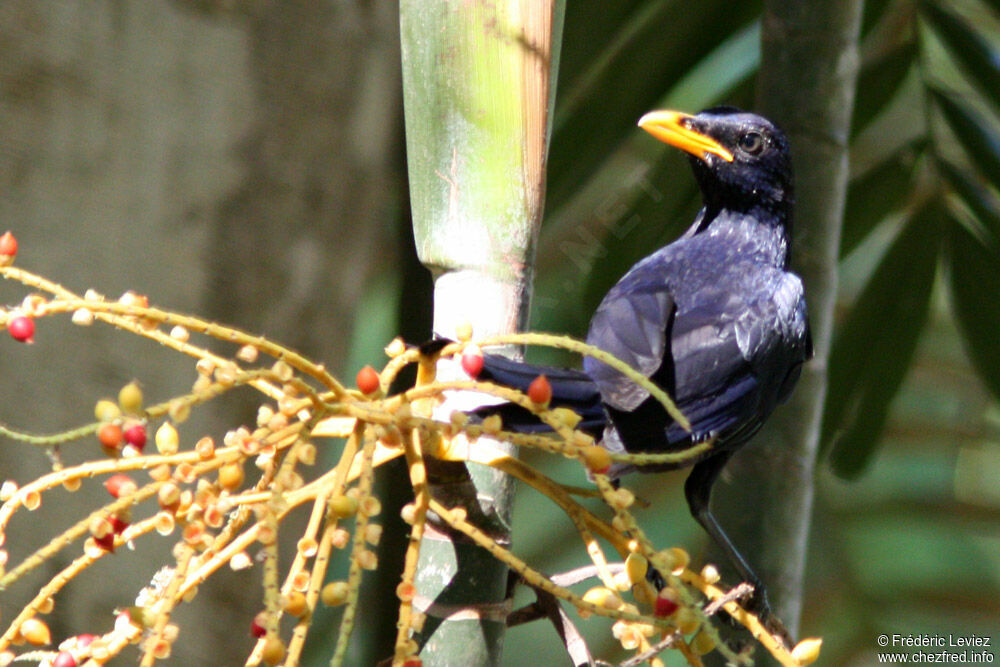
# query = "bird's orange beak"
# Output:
<box><xmin>638</xmin><ymin>110</ymin><xmax>734</xmax><ymax>163</ymax></box>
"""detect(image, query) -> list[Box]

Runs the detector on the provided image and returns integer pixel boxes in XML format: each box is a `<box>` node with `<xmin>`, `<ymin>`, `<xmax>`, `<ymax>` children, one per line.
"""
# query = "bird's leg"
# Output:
<box><xmin>684</xmin><ymin>451</ymin><xmax>771</xmax><ymax>621</ymax></box>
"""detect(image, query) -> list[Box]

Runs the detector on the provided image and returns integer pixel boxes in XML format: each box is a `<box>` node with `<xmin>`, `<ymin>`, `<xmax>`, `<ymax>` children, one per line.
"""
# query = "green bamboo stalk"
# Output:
<box><xmin>399</xmin><ymin>1</ymin><xmax>563</xmax><ymax>663</ymax></box>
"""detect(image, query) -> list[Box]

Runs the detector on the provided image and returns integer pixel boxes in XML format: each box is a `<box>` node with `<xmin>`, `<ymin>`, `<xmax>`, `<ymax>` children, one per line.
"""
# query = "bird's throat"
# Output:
<box><xmin>701</xmin><ymin>207</ymin><xmax>791</xmax><ymax>268</ymax></box>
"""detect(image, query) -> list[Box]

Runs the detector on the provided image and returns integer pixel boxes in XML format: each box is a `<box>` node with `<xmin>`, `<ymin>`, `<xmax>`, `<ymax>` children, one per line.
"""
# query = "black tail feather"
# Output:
<box><xmin>472</xmin><ymin>355</ymin><xmax>606</xmax><ymax>436</ymax></box>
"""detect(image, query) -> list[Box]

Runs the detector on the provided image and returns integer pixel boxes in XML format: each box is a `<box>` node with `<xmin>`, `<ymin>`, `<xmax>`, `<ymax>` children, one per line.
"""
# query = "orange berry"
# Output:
<box><xmin>527</xmin><ymin>374</ymin><xmax>552</xmax><ymax>406</ymax></box>
<box><xmin>19</xmin><ymin>618</ymin><xmax>51</xmax><ymax>645</ymax></box>
<box><xmin>104</xmin><ymin>474</ymin><xmax>137</xmax><ymax>498</ymax></box>
<box><xmin>355</xmin><ymin>365</ymin><xmax>380</xmax><ymax>395</ymax></box>
<box><xmin>98</xmin><ymin>423</ymin><xmax>124</xmax><ymax>452</ymax></box>
<box><xmin>218</xmin><ymin>462</ymin><xmax>244</xmax><ymax>491</ymax></box>
<box><xmin>396</xmin><ymin>581</ymin><xmax>416</xmax><ymax>602</ymax></box>
<box><xmin>582</xmin><ymin>445</ymin><xmax>612</xmax><ymax>474</ymax></box>
<box><xmin>261</xmin><ymin>636</ymin><xmax>286</xmax><ymax>665</ymax></box>
<box><xmin>282</xmin><ymin>591</ymin><xmax>308</xmax><ymax>617</ymax></box>
<box><xmin>0</xmin><ymin>231</ymin><xmax>18</xmax><ymax>260</ymax></box>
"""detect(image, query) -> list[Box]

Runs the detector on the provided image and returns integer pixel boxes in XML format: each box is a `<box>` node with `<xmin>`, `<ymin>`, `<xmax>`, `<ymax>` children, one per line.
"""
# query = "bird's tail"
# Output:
<box><xmin>471</xmin><ymin>355</ymin><xmax>606</xmax><ymax>436</ymax></box>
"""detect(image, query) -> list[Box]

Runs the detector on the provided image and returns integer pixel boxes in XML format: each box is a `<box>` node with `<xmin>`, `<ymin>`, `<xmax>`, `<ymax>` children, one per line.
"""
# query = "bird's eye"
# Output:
<box><xmin>738</xmin><ymin>132</ymin><xmax>765</xmax><ymax>155</ymax></box>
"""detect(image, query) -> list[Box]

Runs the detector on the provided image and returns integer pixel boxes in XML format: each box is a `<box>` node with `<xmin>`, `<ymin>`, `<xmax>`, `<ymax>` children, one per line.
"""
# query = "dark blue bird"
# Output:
<box><xmin>475</xmin><ymin>107</ymin><xmax>812</xmax><ymax>619</ymax></box>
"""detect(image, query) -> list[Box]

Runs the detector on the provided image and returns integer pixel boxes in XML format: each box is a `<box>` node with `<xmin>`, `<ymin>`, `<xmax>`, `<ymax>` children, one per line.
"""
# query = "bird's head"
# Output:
<box><xmin>638</xmin><ymin>107</ymin><xmax>793</xmax><ymax>218</ymax></box>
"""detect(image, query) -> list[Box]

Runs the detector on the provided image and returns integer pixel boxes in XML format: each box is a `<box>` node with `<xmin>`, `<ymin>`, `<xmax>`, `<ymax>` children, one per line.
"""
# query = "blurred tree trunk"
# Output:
<box><xmin>203</xmin><ymin>3</ymin><xmax>405</xmax><ymax>664</ymax></box>
<box><xmin>0</xmin><ymin>1</ymin><xmax>404</xmax><ymax>663</ymax></box>
<box><xmin>207</xmin><ymin>0</ymin><xmax>402</xmax><ymax>370</ymax></box>
<box><xmin>712</xmin><ymin>0</ymin><xmax>863</xmax><ymax>648</ymax></box>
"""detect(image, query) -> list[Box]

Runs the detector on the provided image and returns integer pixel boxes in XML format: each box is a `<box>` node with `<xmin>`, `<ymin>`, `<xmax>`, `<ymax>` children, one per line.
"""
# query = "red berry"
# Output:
<box><xmin>527</xmin><ymin>374</ymin><xmax>552</xmax><ymax>406</ymax></box>
<box><xmin>0</xmin><ymin>231</ymin><xmax>17</xmax><ymax>256</ymax></box>
<box><xmin>356</xmin><ymin>365</ymin><xmax>380</xmax><ymax>395</ymax></box>
<box><xmin>75</xmin><ymin>634</ymin><xmax>97</xmax><ymax>648</ymax></box>
<box><xmin>461</xmin><ymin>346</ymin><xmax>484</xmax><ymax>378</ymax></box>
<box><xmin>109</xmin><ymin>515</ymin><xmax>130</xmax><ymax>535</ymax></box>
<box><xmin>123</xmin><ymin>423</ymin><xmax>147</xmax><ymax>451</ymax></box>
<box><xmin>250</xmin><ymin>612</ymin><xmax>268</xmax><ymax>638</ymax></box>
<box><xmin>53</xmin><ymin>651</ymin><xmax>77</xmax><ymax>667</ymax></box>
<box><xmin>94</xmin><ymin>532</ymin><xmax>116</xmax><ymax>552</ymax></box>
<box><xmin>654</xmin><ymin>592</ymin><xmax>679</xmax><ymax>617</ymax></box>
<box><xmin>8</xmin><ymin>315</ymin><xmax>34</xmax><ymax>343</ymax></box>
<box><xmin>104</xmin><ymin>474</ymin><xmax>137</xmax><ymax>498</ymax></box>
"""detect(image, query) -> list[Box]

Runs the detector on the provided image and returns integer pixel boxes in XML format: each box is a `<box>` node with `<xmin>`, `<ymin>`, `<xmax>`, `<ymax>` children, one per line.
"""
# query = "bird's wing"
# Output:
<box><xmin>664</xmin><ymin>289</ymin><xmax>761</xmax><ymax>443</ymax></box>
<box><xmin>583</xmin><ymin>255</ymin><xmax>676</xmax><ymax>412</ymax></box>
<box><xmin>666</xmin><ymin>271</ymin><xmax>809</xmax><ymax>444</ymax></box>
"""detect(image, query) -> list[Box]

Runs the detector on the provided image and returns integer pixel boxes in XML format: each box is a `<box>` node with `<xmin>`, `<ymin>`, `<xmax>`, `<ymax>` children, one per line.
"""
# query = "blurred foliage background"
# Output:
<box><xmin>1</xmin><ymin>1</ymin><xmax>998</xmax><ymax>665</ymax></box>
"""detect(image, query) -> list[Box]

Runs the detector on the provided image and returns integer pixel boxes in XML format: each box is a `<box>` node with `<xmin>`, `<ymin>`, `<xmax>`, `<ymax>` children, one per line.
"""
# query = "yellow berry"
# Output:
<box><xmin>384</xmin><ymin>337</ymin><xmax>406</xmax><ymax>358</ymax></box>
<box><xmin>482</xmin><ymin>415</ymin><xmax>502</xmax><ymax>435</ymax></box>
<box><xmin>329</xmin><ymin>495</ymin><xmax>359</xmax><ymax>519</ymax></box>
<box><xmin>671</xmin><ymin>547</ymin><xmax>690</xmax><ymax>572</ymax></box>
<box><xmin>118</xmin><ymin>381</ymin><xmax>143</xmax><ymax>414</ymax></box>
<box><xmin>550</xmin><ymin>406</ymin><xmax>582</xmax><ymax>429</ymax></box>
<box><xmin>582</xmin><ymin>586</ymin><xmax>622</xmax><ymax>610</ymax></box>
<box><xmin>218</xmin><ymin>462</ymin><xmax>244</xmax><ymax>491</ymax></box>
<box><xmin>321</xmin><ymin>581</ymin><xmax>350</xmax><ymax>606</ymax></box>
<box><xmin>691</xmin><ymin>630</ymin><xmax>716</xmax><ymax>655</ymax></box>
<box><xmin>625</xmin><ymin>552</ymin><xmax>648</xmax><ymax>585</ymax></box>
<box><xmin>94</xmin><ymin>399</ymin><xmax>121</xmax><ymax>422</ymax></box>
<box><xmin>155</xmin><ymin>422</ymin><xmax>179</xmax><ymax>455</ymax></box>
<box><xmin>261</xmin><ymin>636</ymin><xmax>286</xmax><ymax>665</ymax></box>
<box><xmin>792</xmin><ymin>638</ymin><xmax>823</xmax><ymax>665</ymax></box>
<box><xmin>582</xmin><ymin>445</ymin><xmax>612</xmax><ymax>474</ymax></box>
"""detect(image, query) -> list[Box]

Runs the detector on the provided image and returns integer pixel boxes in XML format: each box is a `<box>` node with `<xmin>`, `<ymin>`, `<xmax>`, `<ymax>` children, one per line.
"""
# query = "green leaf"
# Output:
<box><xmin>660</xmin><ymin>20</ymin><xmax>760</xmax><ymax>112</ymax></box>
<box><xmin>938</xmin><ymin>157</ymin><xmax>1000</xmax><ymax>242</ymax></box>
<box><xmin>921</xmin><ymin>1</ymin><xmax>1000</xmax><ymax>112</ymax></box>
<box><xmin>547</xmin><ymin>2</ymin><xmax>760</xmax><ymax>212</ymax></box>
<box><xmin>861</xmin><ymin>0</ymin><xmax>896</xmax><ymax>35</ymax></box>
<box><xmin>981</xmin><ymin>0</ymin><xmax>1000</xmax><ymax>18</ymax></box>
<box><xmin>824</xmin><ymin>201</ymin><xmax>944</xmax><ymax>478</ymax></box>
<box><xmin>931</xmin><ymin>87</ymin><xmax>1000</xmax><ymax>187</ymax></box>
<box><xmin>841</xmin><ymin>147</ymin><xmax>919</xmax><ymax>257</ymax></box>
<box><xmin>852</xmin><ymin>41</ymin><xmax>917</xmax><ymax>135</ymax></box>
<box><xmin>946</xmin><ymin>218</ymin><xmax>1000</xmax><ymax>401</ymax></box>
